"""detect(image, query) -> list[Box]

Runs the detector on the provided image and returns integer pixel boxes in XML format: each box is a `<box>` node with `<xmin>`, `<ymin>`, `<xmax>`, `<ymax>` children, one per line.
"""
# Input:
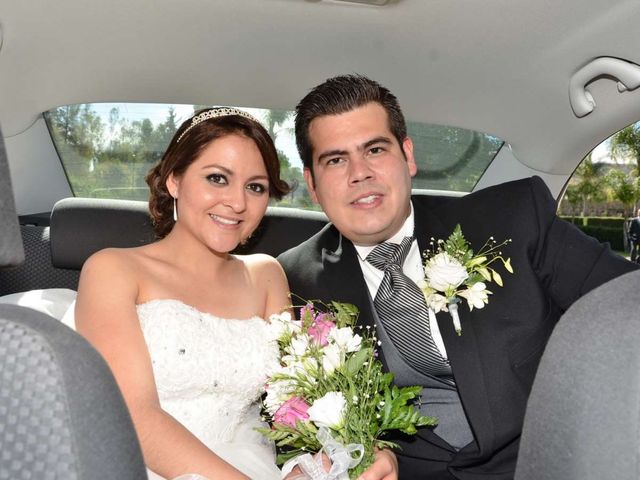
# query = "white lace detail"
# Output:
<box><xmin>137</xmin><ymin>299</ymin><xmax>280</xmax><ymax>455</ymax></box>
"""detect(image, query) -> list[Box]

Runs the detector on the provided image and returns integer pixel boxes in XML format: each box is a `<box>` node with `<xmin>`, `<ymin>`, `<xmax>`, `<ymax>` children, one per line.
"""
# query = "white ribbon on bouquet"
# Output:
<box><xmin>280</xmin><ymin>427</ymin><xmax>364</xmax><ymax>480</ymax></box>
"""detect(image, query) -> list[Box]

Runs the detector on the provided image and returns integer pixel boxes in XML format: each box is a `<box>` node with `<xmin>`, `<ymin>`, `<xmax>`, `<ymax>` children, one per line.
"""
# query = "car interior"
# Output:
<box><xmin>1</xmin><ymin>0</ymin><xmax>640</xmax><ymax>478</ymax></box>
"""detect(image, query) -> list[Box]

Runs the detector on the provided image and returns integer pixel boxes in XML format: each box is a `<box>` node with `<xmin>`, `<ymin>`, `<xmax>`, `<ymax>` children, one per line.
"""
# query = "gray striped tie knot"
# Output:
<box><xmin>366</xmin><ymin>236</ymin><xmax>414</xmax><ymax>273</ymax></box>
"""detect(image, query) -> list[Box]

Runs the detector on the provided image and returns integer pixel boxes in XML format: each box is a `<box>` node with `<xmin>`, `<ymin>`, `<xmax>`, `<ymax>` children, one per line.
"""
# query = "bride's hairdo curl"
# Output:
<box><xmin>146</xmin><ymin>107</ymin><xmax>290</xmax><ymax>238</ymax></box>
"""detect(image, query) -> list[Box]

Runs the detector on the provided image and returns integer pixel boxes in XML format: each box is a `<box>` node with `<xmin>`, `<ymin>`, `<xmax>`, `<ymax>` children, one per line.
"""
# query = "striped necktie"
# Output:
<box><xmin>367</xmin><ymin>236</ymin><xmax>454</xmax><ymax>384</ymax></box>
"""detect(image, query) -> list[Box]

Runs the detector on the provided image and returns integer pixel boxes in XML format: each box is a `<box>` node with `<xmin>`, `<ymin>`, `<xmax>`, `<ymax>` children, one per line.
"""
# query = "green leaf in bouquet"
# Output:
<box><xmin>300</xmin><ymin>307</ymin><xmax>315</xmax><ymax>329</ymax></box>
<box><xmin>342</xmin><ymin>347</ymin><xmax>372</xmax><ymax>377</ymax></box>
<box><xmin>255</xmin><ymin>427</ymin><xmax>293</xmax><ymax>441</ymax></box>
<box><xmin>377</xmin><ymin>384</ymin><xmax>437</xmax><ymax>435</ymax></box>
<box><xmin>384</xmin><ymin>403</ymin><xmax>415</xmax><ymax>429</ymax></box>
<box><xmin>330</xmin><ymin>301</ymin><xmax>359</xmax><ymax>327</ymax></box>
<box><xmin>416</xmin><ymin>414</ymin><xmax>439</xmax><ymax>427</ymax></box>
<box><xmin>384</xmin><ymin>385</ymin><xmax>422</xmax><ymax>418</ymax></box>
<box><xmin>379</xmin><ymin>372</ymin><xmax>394</xmax><ymax>389</ymax></box>
<box><xmin>384</xmin><ymin>406</ymin><xmax>437</xmax><ymax>434</ymax></box>
<box><xmin>276</xmin><ymin>448</ymin><xmax>306</xmax><ymax>465</ymax></box>
<box><xmin>381</xmin><ymin>387</ymin><xmax>396</xmax><ymax>425</ymax></box>
<box><xmin>402</xmin><ymin>409</ymin><xmax>437</xmax><ymax>431</ymax></box>
<box><xmin>254</xmin><ymin>426</ymin><xmax>276</xmax><ymax>439</ymax></box>
<box><xmin>277</xmin><ymin>431</ymin><xmax>319</xmax><ymax>449</ymax></box>
<box><xmin>392</xmin><ymin>385</ymin><xmax>423</xmax><ymax>404</ymax></box>
<box><xmin>276</xmin><ymin>330</ymin><xmax>295</xmax><ymax>349</ymax></box>
<box><xmin>297</xmin><ymin>419</ymin><xmax>319</xmax><ymax>437</ymax></box>
<box><xmin>374</xmin><ymin>439</ymin><xmax>400</xmax><ymax>451</ymax></box>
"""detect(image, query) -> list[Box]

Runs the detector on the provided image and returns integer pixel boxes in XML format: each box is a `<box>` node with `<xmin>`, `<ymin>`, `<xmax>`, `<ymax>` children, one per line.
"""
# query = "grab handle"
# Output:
<box><xmin>569</xmin><ymin>57</ymin><xmax>640</xmax><ymax>117</ymax></box>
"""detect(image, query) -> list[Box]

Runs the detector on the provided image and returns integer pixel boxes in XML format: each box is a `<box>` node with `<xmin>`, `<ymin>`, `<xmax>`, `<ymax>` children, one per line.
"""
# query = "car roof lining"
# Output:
<box><xmin>2</xmin><ymin>0</ymin><xmax>640</xmax><ymax>198</ymax></box>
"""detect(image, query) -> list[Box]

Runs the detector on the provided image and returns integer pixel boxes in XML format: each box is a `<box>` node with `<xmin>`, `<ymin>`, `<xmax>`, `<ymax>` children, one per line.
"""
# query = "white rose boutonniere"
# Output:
<box><xmin>423</xmin><ymin>252</ymin><xmax>469</xmax><ymax>291</ymax></box>
<box><xmin>420</xmin><ymin>224</ymin><xmax>514</xmax><ymax>335</ymax></box>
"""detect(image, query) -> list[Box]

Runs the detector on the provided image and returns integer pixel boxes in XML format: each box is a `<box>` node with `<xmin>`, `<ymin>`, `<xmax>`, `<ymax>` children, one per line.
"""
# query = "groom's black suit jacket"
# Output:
<box><xmin>278</xmin><ymin>177</ymin><xmax>638</xmax><ymax>480</ymax></box>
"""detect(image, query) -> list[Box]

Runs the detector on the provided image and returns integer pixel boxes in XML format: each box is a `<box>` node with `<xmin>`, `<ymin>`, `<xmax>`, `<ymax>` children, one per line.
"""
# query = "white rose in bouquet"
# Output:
<box><xmin>264</xmin><ymin>377</ymin><xmax>295</xmax><ymax>415</ymax></box>
<box><xmin>307</xmin><ymin>391</ymin><xmax>346</xmax><ymax>429</ymax></box>
<box><xmin>268</xmin><ymin>311</ymin><xmax>301</xmax><ymax>340</ymax></box>
<box><xmin>329</xmin><ymin>327</ymin><xmax>362</xmax><ymax>353</ymax></box>
<box><xmin>321</xmin><ymin>343</ymin><xmax>343</xmax><ymax>375</ymax></box>
<box><xmin>287</xmin><ymin>333</ymin><xmax>311</xmax><ymax>357</ymax></box>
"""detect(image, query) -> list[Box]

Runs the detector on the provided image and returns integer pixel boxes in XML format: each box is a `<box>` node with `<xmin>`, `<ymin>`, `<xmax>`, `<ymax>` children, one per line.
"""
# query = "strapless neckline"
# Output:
<box><xmin>136</xmin><ymin>298</ymin><xmax>266</xmax><ymax>324</ymax></box>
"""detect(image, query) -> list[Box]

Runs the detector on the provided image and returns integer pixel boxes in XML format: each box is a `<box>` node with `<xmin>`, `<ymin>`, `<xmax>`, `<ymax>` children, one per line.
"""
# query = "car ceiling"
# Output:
<box><xmin>1</xmin><ymin>0</ymin><xmax>640</xmax><ymax>195</ymax></box>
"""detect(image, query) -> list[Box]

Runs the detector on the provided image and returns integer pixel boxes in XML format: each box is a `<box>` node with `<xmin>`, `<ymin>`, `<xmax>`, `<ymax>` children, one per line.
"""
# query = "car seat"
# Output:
<box><xmin>515</xmin><ymin>269</ymin><xmax>640</xmax><ymax>479</ymax></box>
<box><xmin>0</xmin><ymin>126</ymin><xmax>148</xmax><ymax>479</ymax></box>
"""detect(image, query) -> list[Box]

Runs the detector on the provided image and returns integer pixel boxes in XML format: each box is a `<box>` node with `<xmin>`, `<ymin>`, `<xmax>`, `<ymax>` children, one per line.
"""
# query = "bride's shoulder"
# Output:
<box><xmin>83</xmin><ymin>246</ymin><xmax>145</xmax><ymax>273</ymax></box>
<box><xmin>235</xmin><ymin>254</ymin><xmax>291</xmax><ymax>318</ymax></box>
<box><xmin>80</xmin><ymin>245</ymin><xmax>160</xmax><ymax>288</ymax></box>
<box><xmin>236</xmin><ymin>252</ymin><xmax>278</xmax><ymax>267</ymax></box>
<box><xmin>236</xmin><ymin>253</ymin><xmax>287</xmax><ymax>282</ymax></box>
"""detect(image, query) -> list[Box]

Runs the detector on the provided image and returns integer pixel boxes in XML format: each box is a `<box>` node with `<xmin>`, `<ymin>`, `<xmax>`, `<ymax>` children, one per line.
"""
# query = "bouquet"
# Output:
<box><xmin>418</xmin><ymin>224</ymin><xmax>513</xmax><ymax>335</ymax></box>
<box><xmin>260</xmin><ymin>301</ymin><xmax>437</xmax><ymax>479</ymax></box>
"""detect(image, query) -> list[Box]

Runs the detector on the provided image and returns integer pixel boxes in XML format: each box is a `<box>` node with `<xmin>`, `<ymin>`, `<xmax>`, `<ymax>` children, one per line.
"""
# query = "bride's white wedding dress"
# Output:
<box><xmin>138</xmin><ymin>299</ymin><xmax>282</xmax><ymax>480</ymax></box>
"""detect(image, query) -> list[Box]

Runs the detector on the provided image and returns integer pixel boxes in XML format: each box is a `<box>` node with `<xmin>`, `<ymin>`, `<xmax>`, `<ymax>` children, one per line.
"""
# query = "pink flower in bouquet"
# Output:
<box><xmin>299</xmin><ymin>303</ymin><xmax>315</xmax><ymax>319</ymax></box>
<box><xmin>308</xmin><ymin>313</ymin><xmax>336</xmax><ymax>346</ymax></box>
<box><xmin>273</xmin><ymin>396</ymin><xmax>310</xmax><ymax>428</ymax></box>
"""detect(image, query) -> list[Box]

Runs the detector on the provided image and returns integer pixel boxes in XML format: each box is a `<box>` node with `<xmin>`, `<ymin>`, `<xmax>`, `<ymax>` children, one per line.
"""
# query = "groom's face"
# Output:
<box><xmin>304</xmin><ymin>102</ymin><xmax>417</xmax><ymax>246</ymax></box>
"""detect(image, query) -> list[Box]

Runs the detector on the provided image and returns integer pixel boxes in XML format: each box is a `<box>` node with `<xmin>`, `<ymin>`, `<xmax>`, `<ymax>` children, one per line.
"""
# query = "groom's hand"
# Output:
<box><xmin>359</xmin><ymin>449</ymin><xmax>398</xmax><ymax>480</ymax></box>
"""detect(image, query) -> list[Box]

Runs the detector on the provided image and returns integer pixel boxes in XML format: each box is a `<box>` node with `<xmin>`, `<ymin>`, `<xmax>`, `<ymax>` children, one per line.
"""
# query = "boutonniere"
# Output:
<box><xmin>418</xmin><ymin>224</ymin><xmax>513</xmax><ymax>335</ymax></box>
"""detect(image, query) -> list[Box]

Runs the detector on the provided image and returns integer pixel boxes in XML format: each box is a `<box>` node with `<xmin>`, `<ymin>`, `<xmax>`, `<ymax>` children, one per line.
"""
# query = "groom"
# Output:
<box><xmin>277</xmin><ymin>74</ymin><xmax>638</xmax><ymax>479</ymax></box>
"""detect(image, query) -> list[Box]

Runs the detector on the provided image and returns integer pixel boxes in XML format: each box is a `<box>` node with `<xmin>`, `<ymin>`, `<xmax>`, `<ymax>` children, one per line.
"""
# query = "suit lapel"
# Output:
<box><xmin>412</xmin><ymin>197</ymin><xmax>496</xmax><ymax>457</ymax></box>
<box><xmin>319</xmin><ymin>228</ymin><xmax>377</xmax><ymax>331</ymax></box>
<box><xmin>412</xmin><ymin>197</ymin><xmax>448</xmax><ymax>254</ymax></box>
<box><xmin>435</xmin><ymin>307</ymin><xmax>495</xmax><ymax>458</ymax></box>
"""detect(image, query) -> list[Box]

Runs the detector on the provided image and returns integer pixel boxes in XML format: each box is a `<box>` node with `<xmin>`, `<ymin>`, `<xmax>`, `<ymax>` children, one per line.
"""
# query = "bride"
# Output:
<box><xmin>75</xmin><ymin>107</ymin><xmax>291</xmax><ymax>479</ymax></box>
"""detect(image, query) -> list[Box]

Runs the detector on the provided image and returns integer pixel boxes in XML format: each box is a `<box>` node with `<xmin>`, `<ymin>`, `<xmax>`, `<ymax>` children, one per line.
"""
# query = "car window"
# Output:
<box><xmin>560</xmin><ymin>121</ymin><xmax>640</xmax><ymax>218</ymax></box>
<box><xmin>44</xmin><ymin>103</ymin><xmax>504</xmax><ymax>209</ymax></box>
<box><xmin>558</xmin><ymin>120</ymin><xmax>640</xmax><ymax>256</ymax></box>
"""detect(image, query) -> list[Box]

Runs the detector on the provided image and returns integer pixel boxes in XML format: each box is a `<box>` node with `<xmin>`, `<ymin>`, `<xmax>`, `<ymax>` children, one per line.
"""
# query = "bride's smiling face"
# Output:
<box><xmin>167</xmin><ymin>133</ymin><xmax>270</xmax><ymax>253</ymax></box>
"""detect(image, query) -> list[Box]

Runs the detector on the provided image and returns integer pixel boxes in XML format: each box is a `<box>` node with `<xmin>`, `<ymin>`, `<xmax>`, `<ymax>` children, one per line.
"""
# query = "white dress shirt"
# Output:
<box><xmin>353</xmin><ymin>203</ymin><xmax>449</xmax><ymax>359</ymax></box>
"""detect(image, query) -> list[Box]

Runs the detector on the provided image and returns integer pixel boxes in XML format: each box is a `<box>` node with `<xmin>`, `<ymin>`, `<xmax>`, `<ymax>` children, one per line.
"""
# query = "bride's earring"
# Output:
<box><xmin>173</xmin><ymin>197</ymin><xmax>178</xmax><ymax>222</ymax></box>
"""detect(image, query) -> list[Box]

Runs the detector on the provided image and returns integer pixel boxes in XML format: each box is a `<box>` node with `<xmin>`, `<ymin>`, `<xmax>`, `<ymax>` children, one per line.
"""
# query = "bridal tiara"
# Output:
<box><xmin>176</xmin><ymin>107</ymin><xmax>261</xmax><ymax>143</ymax></box>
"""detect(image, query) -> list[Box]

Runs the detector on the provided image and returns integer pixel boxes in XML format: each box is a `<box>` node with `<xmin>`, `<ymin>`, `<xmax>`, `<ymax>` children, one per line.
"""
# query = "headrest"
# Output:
<box><xmin>0</xmin><ymin>128</ymin><xmax>25</xmax><ymax>268</ymax></box>
<box><xmin>49</xmin><ymin>198</ymin><xmax>328</xmax><ymax>270</ymax></box>
<box><xmin>50</xmin><ymin>198</ymin><xmax>156</xmax><ymax>269</ymax></box>
<box><xmin>237</xmin><ymin>206</ymin><xmax>328</xmax><ymax>256</ymax></box>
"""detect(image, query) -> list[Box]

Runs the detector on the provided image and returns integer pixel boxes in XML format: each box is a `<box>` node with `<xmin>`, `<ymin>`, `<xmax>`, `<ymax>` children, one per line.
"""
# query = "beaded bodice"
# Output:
<box><xmin>137</xmin><ymin>299</ymin><xmax>279</xmax><ymax>447</ymax></box>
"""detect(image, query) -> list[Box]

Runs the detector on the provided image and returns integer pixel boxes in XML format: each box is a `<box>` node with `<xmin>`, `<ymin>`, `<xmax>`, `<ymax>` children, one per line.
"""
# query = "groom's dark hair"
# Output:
<box><xmin>294</xmin><ymin>74</ymin><xmax>408</xmax><ymax>171</ymax></box>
